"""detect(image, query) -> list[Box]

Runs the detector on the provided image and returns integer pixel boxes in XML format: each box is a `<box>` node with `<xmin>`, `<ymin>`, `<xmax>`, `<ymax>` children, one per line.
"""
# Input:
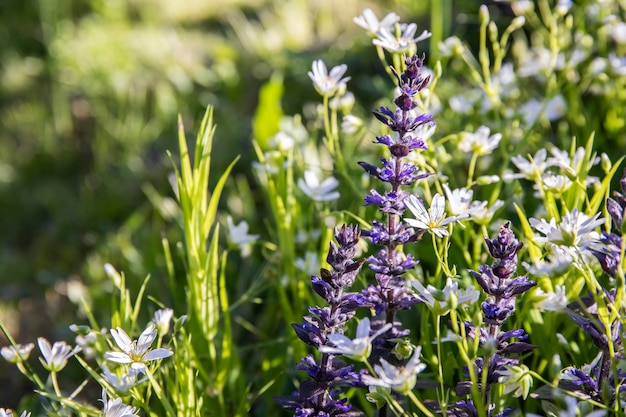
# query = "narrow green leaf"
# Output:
<box><xmin>514</xmin><ymin>202</ymin><xmax>541</xmax><ymax>260</ymax></box>
<box><xmin>203</xmin><ymin>155</ymin><xmax>240</xmax><ymax>237</ymax></box>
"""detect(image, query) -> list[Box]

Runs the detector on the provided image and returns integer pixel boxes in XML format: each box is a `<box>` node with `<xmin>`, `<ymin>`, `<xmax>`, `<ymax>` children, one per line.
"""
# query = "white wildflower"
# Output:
<box><xmin>607</xmin><ymin>21</ymin><xmax>626</xmax><ymax>45</ymax></box>
<box><xmin>519</xmin><ymin>95</ymin><xmax>567</xmax><ymax>126</ymax></box>
<box><xmin>271</xmin><ymin>131</ymin><xmax>295</xmax><ymax>152</ymax></box>
<box><xmin>412</xmin><ymin>277</ymin><xmax>480</xmax><ymax>316</ymax></box>
<box><xmin>104</xmin><ymin>324</ymin><xmax>173</xmax><ymax>375</ymax></box>
<box><xmin>226</xmin><ymin>216</ymin><xmax>259</xmax><ymax>247</ymax></box>
<box><xmin>308</xmin><ymin>60</ymin><xmax>350</xmax><ymax>97</ymax></box>
<box><xmin>100</xmin><ymin>389</ymin><xmax>140</xmax><ymax>417</ymax></box>
<box><xmin>319</xmin><ymin>318</ymin><xmax>392</xmax><ymax>362</ymax></box>
<box><xmin>1</xmin><ymin>343</ymin><xmax>34</xmax><ymax>364</ymax></box>
<box><xmin>37</xmin><ymin>338</ymin><xmax>80</xmax><ymax>372</ymax></box>
<box><xmin>530</xmin><ymin>209</ymin><xmax>604</xmax><ymax>251</ymax></box>
<box><xmin>438</xmin><ymin>36</ymin><xmax>463</xmax><ymax>57</ymax></box>
<box><xmin>458</xmin><ymin>126</ymin><xmax>502</xmax><ymax>156</ymax></box>
<box><xmin>152</xmin><ymin>308</ymin><xmax>174</xmax><ymax>336</ymax></box>
<box><xmin>362</xmin><ymin>347</ymin><xmax>427</xmax><ymax>395</ymax></box>
<box><xmin>442</xmin><ymin>184</ymin><xmax>476</xmax><ymax>217</ymax></box>
<box><xmin>540</xmin><ymin>173</ymin><xmax>572</xmax><ymax>194</ymax></box>
<box><xmin>404</xmin><ymin>194</ymin><xmax>469</xmax><ymax>238</ymax></box>
<box><xmin>341</xmin><ymin>114</ymin><xmax>363</xmax><ymax>135</ymax></box>
<box><xmin>510</xmin><ymin>0</ymin><xmax>534</xmax><ymax>15</ymax></box>
<box><xmin>101</xmin><ymin>364</ymin><xmax>145</xmax><ymax>394</ymax></box>
<box><xmin>295</xmin><ymin>251</ymin><xmax>319</xmax><ymax>277</ymax></box>
<box><xmin>0</xmin><ymin>409</ymin><xmax>30</xmax><ymax>417</ymax></box>
<box><xmin>555</xmin><ymin>0</ymin><xmax>572</xmax><ymax>16</ymax></box>
<box><xmin>353</xmin><ymin>8</ymin><xmax>400</xmax><ymax>35</ymax></box>
<box><xmin>499</xmin><ymin>364</ymin><xmax>533</xmax><ymax>399</ymax></box>
<box><xmin>608</xmin><ymin>52</ymin><xmax>626</xmax><ymax>76</ymax></box>
<box><xmin>470</xmin><ymin>199</ymin><xmax>504</xmax><ymax>225</ymax></box>
<box><xmin>533</xmin><ymin>285</ymin><xmax>568</xmax><ymax>312</ymax></box>
<box><xmin>373</xmin><ymin>23</ymin><xmax>431</xmax><ymax>54</ymax></box>
<box><xmin>73</xmin><ymin>328</ymin><xmax>99</xmax><ymax>360</ymax></box>
<box><xmin>510</xmin><ymin>148</ymin><xmax>559</xmax><ymax>180</ymax></box>
<box><xmin>543</xmin><ymin>94</ymin><xmax>567</xmax><ymax>120</ymax></box>
<box><xmin>298</xmin><ymin>170</ymin><xmax>340</xmax><ymax>201</ymax></box>
<box><xmin>523</xmin><ymin>244</ymin><xmax>574</xmax><ymax>276</ymax></box>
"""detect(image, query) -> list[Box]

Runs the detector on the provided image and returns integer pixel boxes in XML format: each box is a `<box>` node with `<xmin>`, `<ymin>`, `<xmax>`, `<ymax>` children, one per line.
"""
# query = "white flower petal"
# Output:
<box><xmin>104</xmin><ymin>352</ymin><xmax>132</xmax><ymax>364</ymax></box>
<box><xmin>143</xmin><ymin>348</ymin><xmax>174</xmax><ymax>361</ymax></box>
<box><xmin>110</xmin><ymin>328</ymin><xmax>132</xmax><ymax>352</ymax></box>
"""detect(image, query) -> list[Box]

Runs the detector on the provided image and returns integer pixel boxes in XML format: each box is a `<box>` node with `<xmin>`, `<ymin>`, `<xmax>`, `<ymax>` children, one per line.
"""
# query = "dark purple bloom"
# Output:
<box><xmin>366</xmin><ymin>249</ymin><xmax>418</xmax><ymax>275</ymax></box>
<box><xmin>292</xmin><ymin>322</ymin><xmax>326</xmax><ymax>347</ymax></box>
<box><xmin>566</xmin><ymin>309</ymin><xmax>609</xmax><ymax>350</ymax></box>
<box><xmin>358</xmin><ymin>158</ymin><xmax>429</xmax><ymax>185</ymax></box>
<box><xmin>606</xmin><ymin>168</ymin><xmax>626</xmax><ymax>230</ymax></box>
<box><xmin>455</xmin><ymin>223</ymin><xmax>535</xmax><ymax>412</ymax></box>
<box><xmin>590</xmin><ymin>231</ymin><xmax>622</xmax><ymax>278</ymax></box>
<box><xmin>363</xmin><ymin>190</ymin><xmax>407</xmax><ymax>215</ymax></box>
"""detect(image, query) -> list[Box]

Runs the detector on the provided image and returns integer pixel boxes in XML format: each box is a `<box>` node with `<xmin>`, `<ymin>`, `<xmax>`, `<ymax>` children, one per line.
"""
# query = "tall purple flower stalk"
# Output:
<box><xmin>453</xmin><ymin>222</ymin><xmax>536</xmax><ymax>416</ymax></box>
<box><xmin>276</xmin><ymin>224</ymin><xmax>366</xmax><ymax>416</ymax></box>
<box><xmin>277</xmin><ymin>54</ymin><xmax>436</xmax><ymax>416</ymax></box>
<box><xmin>359</xmin><ymin>54</ymin><xmax>433</xmax><ymax>363</ymax></box>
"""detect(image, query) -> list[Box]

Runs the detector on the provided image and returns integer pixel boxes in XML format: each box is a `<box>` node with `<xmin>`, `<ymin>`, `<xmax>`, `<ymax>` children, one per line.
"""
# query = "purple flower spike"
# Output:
<box><xmin>457</xmin><ymin>222</ymin><xmax>535</xmax><ymax>412</ymax></box>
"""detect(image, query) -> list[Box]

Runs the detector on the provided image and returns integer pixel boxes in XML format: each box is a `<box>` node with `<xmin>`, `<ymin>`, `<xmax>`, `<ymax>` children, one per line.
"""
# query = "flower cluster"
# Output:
<box><xmin>359</xmin><ymin>54</ymin><xmax>433</xmax><ymax>337</ymax></box>
<box><xmin>453</xmin><ymin>223</ymin><xmax>537</xmax><ymax>415</ymax></box>
<box><xmin>276</xmin><ymin>224</ymin><xmax>366</xmax><ymax>415</ymax></box>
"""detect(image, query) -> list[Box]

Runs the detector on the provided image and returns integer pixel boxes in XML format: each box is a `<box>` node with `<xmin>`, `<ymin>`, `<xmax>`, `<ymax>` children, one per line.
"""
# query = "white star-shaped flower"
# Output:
<box><xmin>308</xmin><ymin>60</ymin><xmax>350</xmax><ymax>97</ymax></box>
<box><xmin>353</xmin><ymin>8</ymin><xmax>400</xmax><ymax>35</ymax></box>
<box><xmin>37</xmin><ymin>338</ymin><xmax>80</xmax><ymax>372</ymax></box>
<box><xmin>509</xmin><ymin>148</ymin><xmax>559</xmax><ymax>181</ymax></box>
<box><xmin>318</xmin><ymin>318</ymin><xmax>392</xmax><ymax>362</ymax></box>
<box><xmin>412</xmin><ymin>277</ymin><xmax>480</xmax><ymax>316</ymax></box>
<box><xmin>373</xmin><ymin>23</ymin><xmax>431</xmax><ymax>53</ymax></box>
<box><xmin>104</xmin><ymin>324</ymin><xmax>173</xmax><ymax>374</ymax></box>
<box><xmin>404</xmin><ymin>193</ymin><xmax>468</xmax><ymax>238</ymax></box>
<box><xmin>533</xmin><ymin>285</ymin><xmax>568</xmax><ymax>312</ymax></box>
<box><xmin>530</xmin><ymin>209</ymin><xmax>604</xmax><ymax>251</ymax></box>
<box><xmin>540</xmin><ymin>173</ymin><xmax>572</xmax><ymax>194</ymax></box>
<box><xmin>362</xmin><ymin>347</ymin><xmax>427</xmax><ymax>395</ymax></box>
<box><xmin>152</xmin><ymin>308</ymin><xmax>174</xmax><ymax>336</ymax></box>
<box><xmin>523</xmin><ymin>244</ymin><xmax>574</xmax><ymax>276</ymax></box>
<box><xmin>1</xmin><ymin>343</ymin><xmax>34</xmax><ymax>364</ymax></box>
<box><xmin>298</xmin><ymin>170</ymin><xmax>340</xmax><ymax>202</ymax></box>
<box><xmin>101</xmin><ymin>364</ymin><xmax>145</xmax><ymax>394</ymax></box>
<box><xmin>458</xmin><ymin>126</ymin><xmax>502</xmax><ymax>156</ymax></box>
<box><xmin>226</xmin><ymin>216</ymin><xmax>259</xmax><ymax>247</ymax></box>
<box><xmin>100</xmin><ymin>389</ymin><xmax>140</xmax><ymax>417</ymax></box>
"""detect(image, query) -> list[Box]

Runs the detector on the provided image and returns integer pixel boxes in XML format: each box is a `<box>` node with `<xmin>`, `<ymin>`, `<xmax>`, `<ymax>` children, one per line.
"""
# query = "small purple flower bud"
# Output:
<box><xmin>590</xmin><ymin>232</ymin><xmax>622</xmax><ymax>278</ymax></box>
<box><xmin>394</xmin><ymin>93</ymin><xmax>417</xmax><ymax>112</ymax></box>
<box><xmin>311</xmin><ymin>276</ymin><xmax>333</xmax><ymax>301</ymax></box>
<box><xmin>566</xmin><ymin>310</ymin><xmax>608</xmax><ymax>350</ymax></box>
<box><xmin>292</xmin><ymin>322</ymin><xmax>326</xmax><ymax>347</ymax></box>
<box><xmin>390</xmin><ymin>143</ymin><xmax>410</xmax><ymax>157</ymax></box>
<box><xmin>606</xmin><ymin>197</ymin><xmax>624</xmax><ymax>230</ymax></box>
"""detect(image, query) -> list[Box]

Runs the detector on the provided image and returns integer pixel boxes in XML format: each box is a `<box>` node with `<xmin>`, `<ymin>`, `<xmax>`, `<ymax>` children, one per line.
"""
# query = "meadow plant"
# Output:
<box><xmin>0</xmin><ymin>107</ymin><xmax>248</xmax><ymax>416</ymax></box>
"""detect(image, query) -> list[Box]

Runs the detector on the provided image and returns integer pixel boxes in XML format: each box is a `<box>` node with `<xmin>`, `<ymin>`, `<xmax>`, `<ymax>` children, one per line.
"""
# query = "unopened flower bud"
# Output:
<box><xmin>479</xmin><ymin>5</ymin><xmax>490</xmax><ymax>25</ymax></box>
<box><xmin>601</xmin><ymin>153</ymin><xmax>612</xmax><ymax>173</ymax></box>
